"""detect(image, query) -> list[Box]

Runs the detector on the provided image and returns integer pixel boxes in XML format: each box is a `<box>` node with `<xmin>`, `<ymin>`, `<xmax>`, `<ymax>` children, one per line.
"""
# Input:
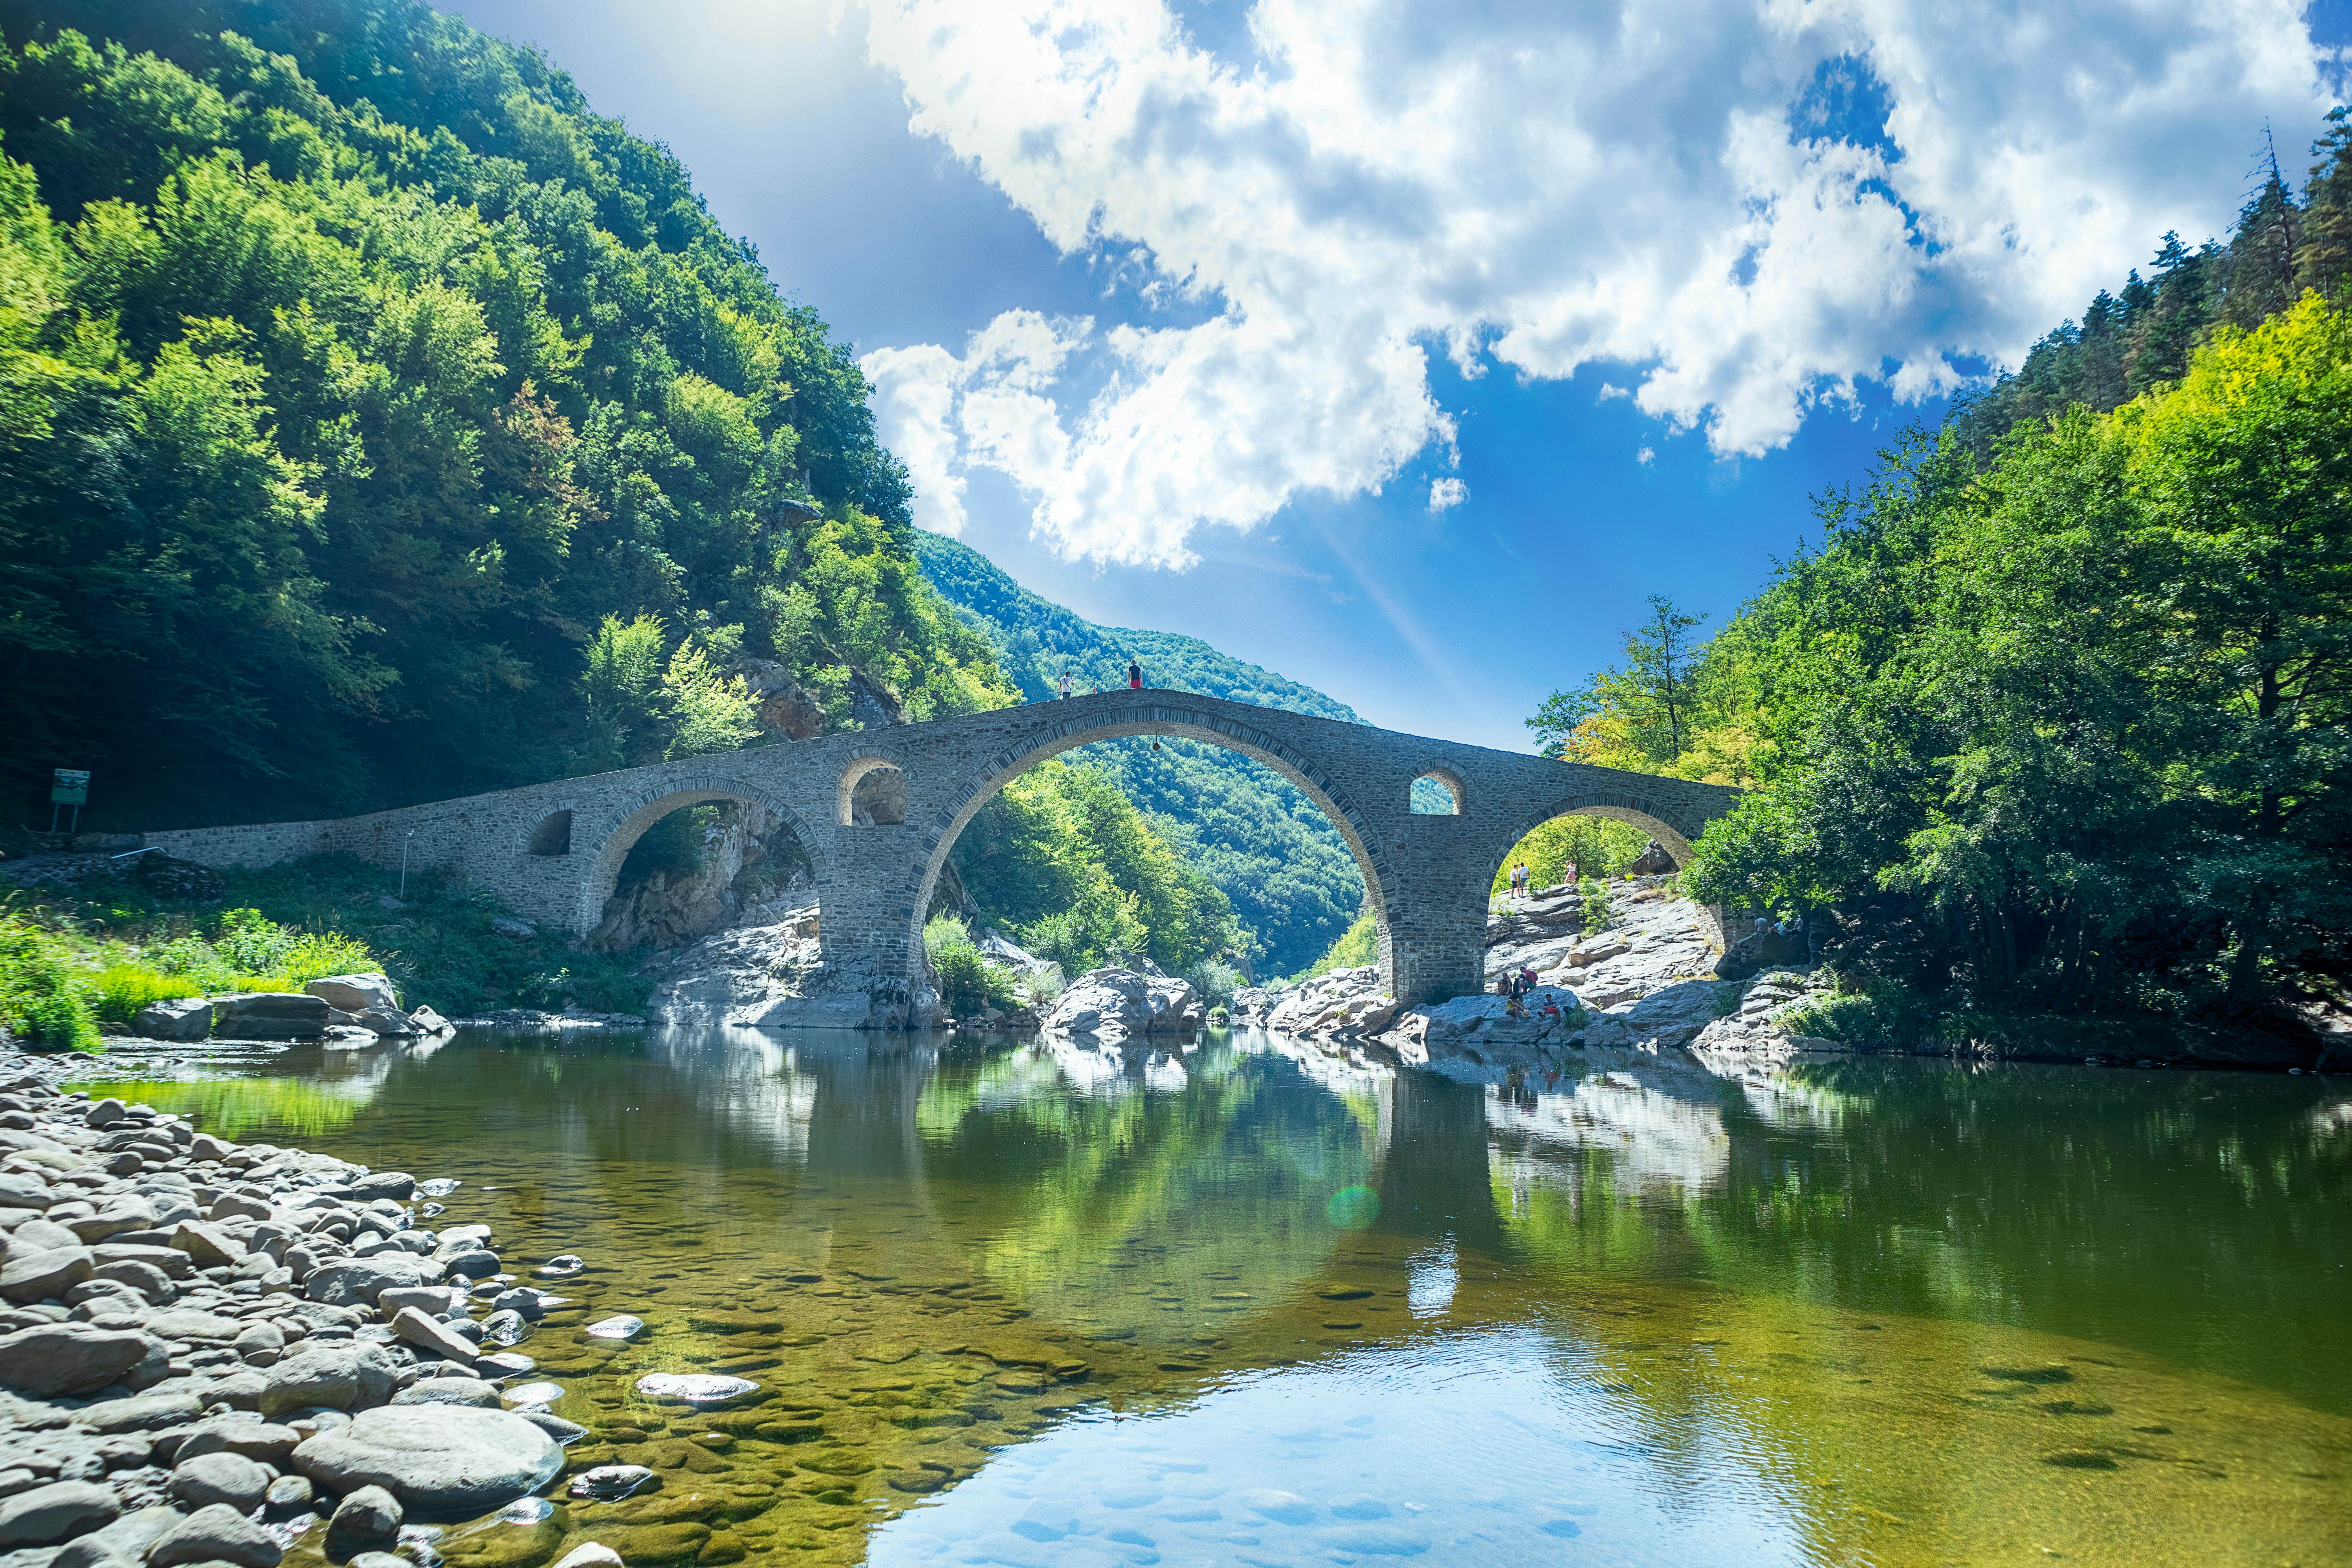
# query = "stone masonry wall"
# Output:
<box><xmin>135</xmin><ymin>691</ymin><xmax>1742</xmax><ymax>1012</ymax></box>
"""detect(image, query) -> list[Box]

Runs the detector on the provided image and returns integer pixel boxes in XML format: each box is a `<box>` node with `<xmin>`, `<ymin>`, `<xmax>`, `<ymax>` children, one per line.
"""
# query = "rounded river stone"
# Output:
<box><xmin>294</xmin><ymin>1405</ymin><xmax>563</xmax><ymax>1517</ymax></box>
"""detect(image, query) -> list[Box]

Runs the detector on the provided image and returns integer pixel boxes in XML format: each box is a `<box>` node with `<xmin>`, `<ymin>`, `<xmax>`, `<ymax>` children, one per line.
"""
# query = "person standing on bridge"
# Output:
<box><xmin>1128</xmin><ymin>657</ymin><xmax>1142</xmax><ymax>690</ymax></box>
<box><xmin>1058</xmin><ymin>669</ymin><xmax>1073</xmax><ymax>700</ymax></box>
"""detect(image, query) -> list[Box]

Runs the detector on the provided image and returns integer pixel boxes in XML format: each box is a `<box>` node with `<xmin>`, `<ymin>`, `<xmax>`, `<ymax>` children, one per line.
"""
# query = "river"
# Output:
<box><xmin>77</xmin><ymin>1028</ymin><xmax>2352</xmax><ymax>1568</ymax></box>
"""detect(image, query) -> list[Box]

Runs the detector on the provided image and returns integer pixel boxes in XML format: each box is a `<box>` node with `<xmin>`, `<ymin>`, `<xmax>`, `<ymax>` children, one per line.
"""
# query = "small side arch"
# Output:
<box><xmin>1410</xmin><ymin>767</ymin><xmax>1465</xmax><ymax>815</ymax></box>
<box><xmin>525</xmin><ymin>809</ymin><xmax>573</xmax><ymax>857</ymax></box>
<box><xmin>838</xmin><ymin>755</ymin><xmax>908</xmax><ymax>826</ymax></box>
<box><xmin>578</xmin><ymin>778</ymin><xmax>829</xmax><ymax>936</ymax></box>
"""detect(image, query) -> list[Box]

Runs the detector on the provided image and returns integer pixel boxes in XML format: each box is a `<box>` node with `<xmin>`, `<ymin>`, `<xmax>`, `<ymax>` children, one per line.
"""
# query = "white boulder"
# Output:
<box><xmin>1040</xmin><ymin>968</ymin><xmax>1200</xmax><ymax>1039</ymax></box>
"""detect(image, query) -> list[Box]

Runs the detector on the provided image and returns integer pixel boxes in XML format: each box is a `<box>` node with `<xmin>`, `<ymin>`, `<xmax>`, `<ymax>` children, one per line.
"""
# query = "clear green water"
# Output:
<box><xmin>82</xmin><ymin>1029</ymin><xmax>2352</xmax><ymax>1568</ymax></box>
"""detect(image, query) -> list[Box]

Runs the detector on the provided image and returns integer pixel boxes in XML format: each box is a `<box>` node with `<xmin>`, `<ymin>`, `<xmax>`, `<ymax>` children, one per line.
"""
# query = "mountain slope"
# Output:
<box><xmin>0</xmin><ymin>0</ymin><xmax>1006</xmax><ymax>829</ymax></box>
<box><xmin>915</xmin><ymin>530</ymin><xmax>1368</xmax><ymax>976</ymax></box>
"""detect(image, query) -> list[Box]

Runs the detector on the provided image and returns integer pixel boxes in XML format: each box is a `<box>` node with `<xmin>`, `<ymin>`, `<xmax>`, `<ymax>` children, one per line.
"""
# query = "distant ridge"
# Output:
<box><xmin>913</xmin><ymin>532</ymin><xmax>1359</xmax><ymax>720</ymax></box>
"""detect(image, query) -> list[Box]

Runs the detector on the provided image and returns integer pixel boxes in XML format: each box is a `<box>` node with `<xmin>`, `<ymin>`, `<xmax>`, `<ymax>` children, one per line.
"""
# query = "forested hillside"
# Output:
<box><xmin>917</xmin><ymin>530</ymin><xmax>1369</xmax><ymax>976</ymax></box>
<box><xmin>0</xmin><ymin>0</ymin><xmax>1009</xmax><ymax>830</ymax></box>
<box><xmin>1528</xmin><ymin>121</ymin><xmax>2352</xmax><ymax>1041</ymax></box>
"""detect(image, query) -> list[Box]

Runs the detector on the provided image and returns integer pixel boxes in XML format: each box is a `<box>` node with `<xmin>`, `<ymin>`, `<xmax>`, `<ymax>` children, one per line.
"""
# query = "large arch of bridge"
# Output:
<box><xmin>906</xmin><ymin>707</ymin><xmax>1395</xmax><ymax>990</ymax></box>
<box><xmin>578</xmin><ymin>780</ymin><xmax>829</xmax><ymax>936</ymax></box>
<box><xmin>1483</xmin><ymin>789</ymin><xmax>1710</xmax><ymax>890</ymax></box>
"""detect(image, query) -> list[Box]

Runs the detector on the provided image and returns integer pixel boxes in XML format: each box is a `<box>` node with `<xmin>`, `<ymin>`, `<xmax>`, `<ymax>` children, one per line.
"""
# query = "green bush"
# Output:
<box><xmin>924</xmin><ymin>916</ymin><xmax>1022</xmax><ymax>1018</ymax></box>
<box><xmin>0</xmin><ymin>911</ymin><xmax>100</xmax><ymax>1051</ymax></box>
<box><xmin>1780</xmin><ymin>980</ymin><xmax>1949</xmax><ymax>1050</ymax></box>
<box><xmin>1185</xmin><ymin>959</ymin><xmax>1245</xmax><ymax>1010</ymax></box>
<box><xmin>1578</xmin><ymin>878</ymin><xmax>1612</xmax><ymax>934</ymax></box>
<box><xmin>1019</xmin><ymin>964</ymin><xmax>1066</xmax><ymax>1008</ymax></box>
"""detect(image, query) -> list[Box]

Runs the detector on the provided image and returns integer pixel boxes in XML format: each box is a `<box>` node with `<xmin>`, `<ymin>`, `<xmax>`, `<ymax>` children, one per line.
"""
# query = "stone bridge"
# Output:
<box><xmin>146</xmin><ymin>690</ymin><xmax>1741</xmax><ymax>1016</ymax></box>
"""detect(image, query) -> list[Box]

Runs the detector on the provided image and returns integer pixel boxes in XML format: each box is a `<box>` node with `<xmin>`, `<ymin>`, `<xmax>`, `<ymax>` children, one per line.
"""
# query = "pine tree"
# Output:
<box><xmin>2223</xmin><ymin>128</ymin><xmax>2304</xmax><ymax>328</ymax></box>
<box><xmin>2298</xmin><ymin>107</ymin><xmax>2352</xmax><ymax>299</ymax></box>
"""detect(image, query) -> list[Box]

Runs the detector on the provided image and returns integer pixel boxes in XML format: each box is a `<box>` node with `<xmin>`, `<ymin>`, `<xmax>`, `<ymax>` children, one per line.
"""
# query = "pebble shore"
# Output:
<box><xmin>0</xmin><ymin>1051</ymin><xmax>616</xmax><ymax>1568</ymax></box>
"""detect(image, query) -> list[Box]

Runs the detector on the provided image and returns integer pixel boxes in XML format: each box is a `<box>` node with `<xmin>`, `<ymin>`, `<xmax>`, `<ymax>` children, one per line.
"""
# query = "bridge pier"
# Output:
<box><xmin>1377</xmin><ymin>864</ymin><xmax>1492</xmax><ymax>1008</ymax></box>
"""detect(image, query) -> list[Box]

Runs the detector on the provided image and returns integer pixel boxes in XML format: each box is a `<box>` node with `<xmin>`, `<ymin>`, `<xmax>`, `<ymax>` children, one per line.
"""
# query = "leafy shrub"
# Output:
<box><xmin>0</xmin><ymin>911</ymin><xmax>99</xmax><ymax>1051</ymax></box>
<box><xmin>1019</xmin><ymin>964</ymin><xmax>1066</xmax><ymax>1008</ymax></box>
<box><xmin>1578</xmin><ymin>879</ymin><xmax>1612</xmax><ymax>934</ymax></box>
<box><xmin>1185</xmin><ymin>959</ymin><xmax>1244</xmax><ymax>1010</ymax></box>
<box><xmin>924</xmin><ymin>916</ymin><xmax>1021</xmax><ymax>1017</ymax></box>
<box><xmin>1780</xmin><ymin>980</ymin><xmax>1950</xmax><ymax>1050</ymax></box>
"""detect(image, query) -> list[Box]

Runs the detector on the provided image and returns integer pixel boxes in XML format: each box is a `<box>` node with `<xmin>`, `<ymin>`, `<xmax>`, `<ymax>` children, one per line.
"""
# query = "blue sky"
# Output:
<box><xmin>442</xmin><ymin>0</ymin><xmax>2350</xmax><ymax>750</ymax></box>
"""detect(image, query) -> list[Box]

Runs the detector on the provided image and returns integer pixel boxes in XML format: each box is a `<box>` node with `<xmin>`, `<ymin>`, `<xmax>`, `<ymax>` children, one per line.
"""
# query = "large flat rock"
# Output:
<box><xmin>293</xmin><ymin>1405</ymin><xmax>563</xmax><ymax>1518</ymax></box>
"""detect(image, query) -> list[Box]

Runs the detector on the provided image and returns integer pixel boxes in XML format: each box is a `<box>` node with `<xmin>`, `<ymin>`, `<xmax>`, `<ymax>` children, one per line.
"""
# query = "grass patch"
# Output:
<box><xmin>0</xmin><ymin>853</ymin><xmax>654</xmax><ymax>1050</ymax></box>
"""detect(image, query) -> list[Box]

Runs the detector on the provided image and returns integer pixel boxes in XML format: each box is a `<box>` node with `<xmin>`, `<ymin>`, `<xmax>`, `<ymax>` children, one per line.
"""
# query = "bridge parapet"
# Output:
<box><xmin>142</xmin><ymin>690</ymin><xmax>1741</xmax><ymax>1014</ymax></box>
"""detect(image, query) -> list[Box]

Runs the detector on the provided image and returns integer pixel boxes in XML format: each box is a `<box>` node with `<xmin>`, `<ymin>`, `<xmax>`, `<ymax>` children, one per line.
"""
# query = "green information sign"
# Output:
<box><xmin>50</xmin><ymin>769</ymin><xmax>89</xmax><ymax>806</ymax></box>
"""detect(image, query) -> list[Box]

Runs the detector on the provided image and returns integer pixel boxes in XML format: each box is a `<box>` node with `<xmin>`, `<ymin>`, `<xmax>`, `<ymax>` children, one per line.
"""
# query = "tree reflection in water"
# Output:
<box><xmin>80</xmin><ymin>1029</ymin><xmax>2352</xmax><ymax>1568</ymax></box>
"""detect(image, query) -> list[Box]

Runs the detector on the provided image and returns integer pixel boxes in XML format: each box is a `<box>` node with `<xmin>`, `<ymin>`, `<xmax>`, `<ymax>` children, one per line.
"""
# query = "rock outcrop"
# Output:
<box><xmin>208</xmin><ymin>993</ymin><xmax>330</xmax><ymax>1041</ymax></box>
<box><xmin>1259</xmin><ymin>968</ymin><xmax>1401</xmax><ymax>1040</ymax></box>
<box><xmin>1039</xmin><ymin>968</ymin><xmax>1200</xmax><ymax>1040</ymax></box>
<box><xmin>641</xmin><ymin>905</ymin><xmax>939</xmax><ymax>1029</ymax></box>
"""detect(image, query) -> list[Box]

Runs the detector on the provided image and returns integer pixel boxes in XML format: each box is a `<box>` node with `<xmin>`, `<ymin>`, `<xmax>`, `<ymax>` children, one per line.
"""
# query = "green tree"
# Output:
<box><xmin>578</xmin><ymin>612</ymin><xmax>761</xmax><ymax>768</ymax></box>
<box><xmin>1685</xmin><ymin>294</ymin><xmax>2352</xmax><ymax>1022</ymax></box>
<box><xmin>0</xmin><ymin>6</ymin><xmax>1010</xmax><ymax>827</ymax></box>
<box><xmin>1527</xmin><ymin>593</ymin><xmax>1709</xmax><ymax>768</ymax></box>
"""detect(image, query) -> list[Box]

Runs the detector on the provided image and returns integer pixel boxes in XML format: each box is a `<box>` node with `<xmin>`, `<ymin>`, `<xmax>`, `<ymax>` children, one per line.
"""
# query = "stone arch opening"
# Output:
<box><xmin>526</xmin><ymin>809</ymin><xmax>572</xmax><ymax>857</ymax></box>
<box><xmin>838</xmin><ymin>758</ymin><xmax>907</xmax><ymax>826</ymax></box>
<box><xmin>1485</xmin><ymin>796</ymin><xmax>1697</xmax><ymax>899</ymax></box>
<box><xmin>1410</xmin><ymin>769</ymin><xmax>1464</xmax><ymax>814</ymax></box>
<box><xmin>905</xmin><ymin>705</ymin><xmax>1396</xmax><ymax>998</ymax></box>
<box><xmin>583</xmin><ymin>785</ymin><xmax>822</xmax><ymax>949</ymax></box>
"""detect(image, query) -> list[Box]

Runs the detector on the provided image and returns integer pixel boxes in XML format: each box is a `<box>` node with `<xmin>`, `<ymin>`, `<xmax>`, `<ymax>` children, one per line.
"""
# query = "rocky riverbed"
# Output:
<box><xmin>0</xmin><ymin>1053</ymin><xmax>600</xmax><ymax>1568</ymax></box>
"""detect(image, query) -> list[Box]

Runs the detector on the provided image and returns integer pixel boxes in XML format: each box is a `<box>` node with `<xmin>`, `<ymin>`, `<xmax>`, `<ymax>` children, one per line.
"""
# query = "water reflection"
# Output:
<box><xmin>915</xmin><ymin>1039</ymin><xmax>1384</xmax><ymax>1344</ymax></box>
<box><xmin>81</xmin><ymin>1027</ymin><xmax>2352</xmax><ymax>1567</ymax></box>
<box><xmin>870</xmin><ymin>1329</ymin><xmax>1809</xmax><ymax>1568</ymax></box>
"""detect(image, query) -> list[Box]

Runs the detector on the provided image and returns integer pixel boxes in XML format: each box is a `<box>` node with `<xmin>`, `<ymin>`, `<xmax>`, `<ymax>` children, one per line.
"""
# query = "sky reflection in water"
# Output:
<box><xmin>873</xmin><ymin>1329</ymin><xmax>1802</xmax><ymax>1568</ymax></box>
<box><xmin>86</xmin><ymin>1026</ymin><xmax>2352</xmax><ymax>1567</ymax></box>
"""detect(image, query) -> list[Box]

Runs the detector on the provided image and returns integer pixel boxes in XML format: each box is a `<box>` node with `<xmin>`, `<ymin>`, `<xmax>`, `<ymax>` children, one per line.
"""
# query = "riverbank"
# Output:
<box><xmin>0</xmin><ymin>855</ymin><xmax>650</xmax><ymax>1054</ymax></box>
<box><xmin>13</xmin><ymin>851</ymin><xmax>2329</xmax><ymax>1073</ymax></box>
<box><xmin>1234</xmin><ymin>877</ymin><xmax>2337</xmax><ymax>1075</ymax></box>
<box><xmin>0</xmin><ymin>1048</ymin><xmax>599</xmax><ymax>1568</ymax></box>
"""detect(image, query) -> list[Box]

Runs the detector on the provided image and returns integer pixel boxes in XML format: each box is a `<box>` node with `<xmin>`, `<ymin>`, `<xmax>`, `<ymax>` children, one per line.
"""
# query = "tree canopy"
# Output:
<box><xmin>0</xmin><ymin>0</ymin><xmax>1008</xmax><ymax>827</ymax></box>
<box><xmin>1524</xmin><ymin>120</ymin><xmax>2352</xmax><ymax>1029</ymax></box>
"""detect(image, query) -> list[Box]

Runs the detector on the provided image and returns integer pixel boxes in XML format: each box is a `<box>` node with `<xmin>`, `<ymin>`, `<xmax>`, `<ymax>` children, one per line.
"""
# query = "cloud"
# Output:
<box><xmin>858</xmin><ymin>0</ymin><xmax>2337</xmax><ymax>565</ymax></box>
<box><xmin>1427</xmin><ymin>477</ymin><xmax>1466</xmax><ymax>512</ymax></box>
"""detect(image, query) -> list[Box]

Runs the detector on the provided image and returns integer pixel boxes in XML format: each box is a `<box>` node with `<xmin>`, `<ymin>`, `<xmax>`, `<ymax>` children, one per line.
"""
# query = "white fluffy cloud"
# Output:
<box><xmin>856</xmin><ymin>0</ymin><xmax>2336</xmax><ymax>564</ymax></box>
